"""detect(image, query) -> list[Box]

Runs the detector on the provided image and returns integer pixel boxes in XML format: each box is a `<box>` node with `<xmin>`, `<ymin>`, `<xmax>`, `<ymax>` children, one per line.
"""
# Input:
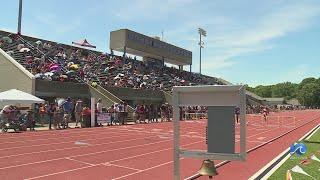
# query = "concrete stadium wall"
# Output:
<box><xmin>35</xmin><ymin>80</ymin><xmax>89</xmax><ymax>98</ymax></box>
<box><xmin>104</xmin><ymin>87</ymin><xmax>164</xmax><ymax>105</ymax></box>
<box><xmin>0</xmin><ymin>48</ymin><xmax>35</xmax><ymax>108</ymax></box>
<box><xmin>34</xmin><ymin>80</ymin><xmax>136</xmax><ymax>111</ymax></box>
<box><xmin>35</xmin><ymin>80</ymin><xmax>123</xmax><ymax>108</ymax></box>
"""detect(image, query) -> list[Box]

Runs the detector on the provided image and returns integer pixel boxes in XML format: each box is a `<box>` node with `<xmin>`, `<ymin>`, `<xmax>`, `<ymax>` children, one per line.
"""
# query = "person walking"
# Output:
<box><xmin>108</xmin><ymin>105</ymin><xmax>116</xmax><ymax>126</ymax></box>
<box><xmin>235</xmin><ymin>107</ymin><xmax>240</xmax><ymax>124</ymax></box>
<box><xmin>53</xmin><ymin>106</ymin><xmax>62</xmax><ymax>130</ymax></box>
<box><xmin>74</xmin><ymin>100</ymin><xmax>83</xmax><ymax>128</ymax></box>
<box><xmin>96</xmin><ymin>99</ymin><xmax>103</xmax><ymax>126</ymax></box>
<box><xmin>47</xmin><ymin>103</ymin><xmax>55</xmax><ymax>130</ymax></box>
<box><xmin>62</xmin><ymin>97</ymin><xmax>73</xmax><ymax>129</ymax></box>
<box><xmin>26</xmin><ymin>110</ymin><xmax>35</xmax><ymax>131</ymax></box>
<box><xmin>118</xmin><ymin>102</ymin><xmax>125</xmax><ymax>125</ymax></box>
<box><xmin>39</xmin><ymin>103</ymin><xmax>46</xmax><ymax>126</ymax></box>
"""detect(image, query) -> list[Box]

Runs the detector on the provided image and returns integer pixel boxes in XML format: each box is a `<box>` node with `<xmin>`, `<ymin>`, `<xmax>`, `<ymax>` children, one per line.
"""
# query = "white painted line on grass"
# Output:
<box><xmin>249</xmin><ymin>123</ymin><xmax>320</xmax><ymax>180</ymax></box>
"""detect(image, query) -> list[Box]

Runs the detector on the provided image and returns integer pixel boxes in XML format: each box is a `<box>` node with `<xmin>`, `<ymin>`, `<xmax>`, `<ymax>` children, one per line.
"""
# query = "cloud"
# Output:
<box><xmin>210</xmin><ymin>3</ymin><xmax>320</xmax><ymax>49</ymax></box>
<box><xmin>163</xmin><ymin>1</ymin><xmax>320</xmax><ymax>74</ymax></box>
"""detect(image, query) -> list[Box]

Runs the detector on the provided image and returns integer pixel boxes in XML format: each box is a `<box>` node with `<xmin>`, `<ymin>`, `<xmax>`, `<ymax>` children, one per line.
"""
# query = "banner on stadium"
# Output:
<box><xmin>97</xmin><ymin>113</ymin><xmax>111</xmax><ymax>124</ymax></box>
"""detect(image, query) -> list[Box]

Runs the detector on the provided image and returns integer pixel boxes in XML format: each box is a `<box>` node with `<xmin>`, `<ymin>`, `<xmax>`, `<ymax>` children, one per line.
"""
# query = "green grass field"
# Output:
<box><xmin>269</xmin><ymin>127</ymin><xmax>320</xmax><ymax>180</ymax></box>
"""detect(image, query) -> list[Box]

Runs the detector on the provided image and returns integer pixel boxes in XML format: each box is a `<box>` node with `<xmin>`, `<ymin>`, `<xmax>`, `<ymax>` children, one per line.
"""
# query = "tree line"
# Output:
<box><xmin>246</xmin><ymin>77</ymin><xmax>320</xmax><ymax>107</ymax></box>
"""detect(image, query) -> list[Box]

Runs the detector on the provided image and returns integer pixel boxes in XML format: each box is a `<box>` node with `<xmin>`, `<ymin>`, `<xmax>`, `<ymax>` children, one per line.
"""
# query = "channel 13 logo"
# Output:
<box><xmin>290</xmin><ymin>143</ymin><xmax>307</xmax><ymax>156</ymax></box>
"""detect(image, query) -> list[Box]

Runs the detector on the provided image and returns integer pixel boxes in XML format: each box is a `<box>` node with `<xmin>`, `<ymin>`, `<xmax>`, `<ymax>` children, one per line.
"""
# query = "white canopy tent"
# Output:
<box><xmin>0</xmin><ymin>89</ymin><xmax>45</xmax><ymax>104</ymax></box>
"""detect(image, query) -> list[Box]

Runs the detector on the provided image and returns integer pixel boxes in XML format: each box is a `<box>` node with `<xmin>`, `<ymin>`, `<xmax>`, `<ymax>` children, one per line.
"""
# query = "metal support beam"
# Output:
<box><xmin>199</xmin><ymin>33</ymin><xmax>202</xmax><ymax>75</ymax></box>
<box><xmin>173</xmin><ymin>90</ymin><xmax>180</xmax><ymax>180</ymax></box>
<box><xmin>17</xmin><ymin>0</ymin><xmax>23</xmax><ymax>35</ymax></box>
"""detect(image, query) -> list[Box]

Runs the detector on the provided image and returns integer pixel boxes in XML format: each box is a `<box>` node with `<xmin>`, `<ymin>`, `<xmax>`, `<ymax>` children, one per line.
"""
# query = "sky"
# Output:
<box><xmin>1</xmin><ymin>0</ymin><xmax>320</xmax><ymax>87</ymax></box>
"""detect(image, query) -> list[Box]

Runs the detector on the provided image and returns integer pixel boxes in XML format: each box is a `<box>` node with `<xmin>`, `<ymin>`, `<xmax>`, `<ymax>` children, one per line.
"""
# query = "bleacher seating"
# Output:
<box><xmin>0</xmin><ymin>31</ymin><xmax>224</xmax><ymax>92</ymax></box>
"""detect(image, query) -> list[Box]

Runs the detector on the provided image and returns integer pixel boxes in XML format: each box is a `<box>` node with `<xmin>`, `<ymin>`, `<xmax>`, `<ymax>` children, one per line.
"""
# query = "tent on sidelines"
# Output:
<box><xmin>72</xmin><ymin>39</ymin><xmax>96</xmax><ymax>48</ymax></box>
<box><xmin>0</xmin><ymin>89</ymin><xmax>45</xmax><ymax>104</ymax></box>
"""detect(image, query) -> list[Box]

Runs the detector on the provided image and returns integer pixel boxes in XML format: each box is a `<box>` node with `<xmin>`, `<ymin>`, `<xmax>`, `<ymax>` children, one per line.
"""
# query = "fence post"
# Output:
<box><xmin>91</xmin><ymin>98</ymin><xmax>95</xmax><ymax>127</ymax></box>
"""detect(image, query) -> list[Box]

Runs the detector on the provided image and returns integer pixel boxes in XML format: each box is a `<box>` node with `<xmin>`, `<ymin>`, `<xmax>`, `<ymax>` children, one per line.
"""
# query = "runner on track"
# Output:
<box><xmin>262</xmin><ymin>106</ymin><xmax>269</xmax><ymax>123</ymax></box>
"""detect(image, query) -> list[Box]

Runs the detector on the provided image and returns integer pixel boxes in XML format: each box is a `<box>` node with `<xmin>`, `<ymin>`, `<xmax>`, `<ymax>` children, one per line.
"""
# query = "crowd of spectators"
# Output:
<box><xmin>26</xmin><ymin>98</ymin><xmax>174</xmax><ymax>129</ymax></box>
<box><xmin>0</xmin><ymin>34</ymin><xmax>223</xmax><ymax>92</ymax></box>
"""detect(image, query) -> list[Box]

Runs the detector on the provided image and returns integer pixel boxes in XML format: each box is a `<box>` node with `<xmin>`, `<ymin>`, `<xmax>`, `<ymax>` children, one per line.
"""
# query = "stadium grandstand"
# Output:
<box><xmin>1</xmin><ymin>1</ymin><xmax>319</xmax><ymax>180</ymax></box>
<box><xmin>0</xmin><ymin>28</ymin><xmax>276</xmax><ymax>125</ymax></box>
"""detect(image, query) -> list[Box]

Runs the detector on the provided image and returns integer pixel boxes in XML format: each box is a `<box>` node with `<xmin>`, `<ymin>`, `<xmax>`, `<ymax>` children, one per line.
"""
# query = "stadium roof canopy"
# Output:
<box><xmin>110</xmin><ymin>29</ymin><xmax>192</xmax><ymax>66</ymax></box>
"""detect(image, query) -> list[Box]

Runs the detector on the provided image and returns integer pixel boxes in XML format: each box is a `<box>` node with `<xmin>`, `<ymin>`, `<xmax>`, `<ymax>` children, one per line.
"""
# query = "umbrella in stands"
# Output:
<box><xmin>2</xmin><ymin>36</ymin><xmax>12</xmax><ymax>44</ymax></box>
<box><xmin>44</xmin><ymin>72</ymin><xmax>54</xmax><ymax>77</ymax></box>
<box><xmin>0</xmin><ymin>89</ymin><xmax>45</xmax><ymax>104</ymax></box>
<box><xmin>17</xmin><ymin>44</ymin><xmax>25</xmax><ymax>50</ymax></box>
<box><xmin>6</xmin><ymin>51</ymin><xmax>14</xmax><ymax>56</ymax></box>
<box><xmin>19</xmin><ymin>47</ymin><xmax>30</xmax><ymax>53</ymax></box>
<box><xmin>60</xmin><ymin>75</ymin><xmax>68</xmax><ymax>79</ymax></box>
<box><xmin>66</xmin><ymin>70</ymin><xmax>75</xmax><ymax>75</ymax></box>
<box><xmin>69</xmin><ymin>64</ymin><xmax>79</xmax><ymax>70</ymax></box>
<box><xmin>34</xmin><ymin>73</ymin><xmax>44</xmax><ymax>79</ymax></box>
<box><xmin>50</xmin><ymin>64</ymin><xmax>60</xmax><ymax>71</ymax></box>
<box><xmin>72</xmin><ymin>39</ymin><xmax>96</xmax><ymax>48</ymax></box>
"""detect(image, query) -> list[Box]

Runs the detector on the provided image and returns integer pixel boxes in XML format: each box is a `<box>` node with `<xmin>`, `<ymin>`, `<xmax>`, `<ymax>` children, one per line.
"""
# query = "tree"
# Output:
<box><xmin>272</xmin><ymin>82</ymin><xmax>298</xmax><ymax>100</ymax></box>
<box><xmin>253</xmin><ymin>85</ymin><xmax>272</xmax><ymax>97</ymax></box>
<box><xmin>297</xmin><ymin>82</ymin><xmax>320</xmax><ymax>107</ymax></box>
<box><xmin>247</xmin><ymin>77</ymin><xmax>320</xmax><ymax>107</ymax></box>
<box><xmin>298</xmin><ymin>78</ymin><xmax>317</xmax><ymax>90</ymax></box>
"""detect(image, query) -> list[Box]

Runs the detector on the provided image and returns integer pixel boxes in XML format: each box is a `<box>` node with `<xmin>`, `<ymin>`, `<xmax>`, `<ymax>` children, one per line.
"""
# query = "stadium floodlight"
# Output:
<box><xmin>198</xmin><ymin>28</ymin><xmax>207</xmax><ymax>75</ymax></box>
<box><xmin>198</xmin><ymin>28</ymin><xmax>207</xmax><ymax>37</ymax></box>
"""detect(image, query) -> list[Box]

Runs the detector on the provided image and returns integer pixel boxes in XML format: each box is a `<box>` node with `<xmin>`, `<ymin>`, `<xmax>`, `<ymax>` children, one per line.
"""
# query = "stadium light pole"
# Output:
<box><xmin>17</xmin><ymin>0</ymin><xmax>23</xmax><ymax>35</ymax></box>
<box><xmin>198</xmin><ymin>28</ymin><xmax>206</xmax><ymax>75</ymax></box>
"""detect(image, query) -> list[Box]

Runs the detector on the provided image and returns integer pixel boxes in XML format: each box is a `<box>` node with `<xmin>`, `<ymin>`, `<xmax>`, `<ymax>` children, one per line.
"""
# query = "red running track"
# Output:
<box><xmin>0</xmin><ymin>110</ymin><xmax>319</xmax><ymax>180</ymax></box>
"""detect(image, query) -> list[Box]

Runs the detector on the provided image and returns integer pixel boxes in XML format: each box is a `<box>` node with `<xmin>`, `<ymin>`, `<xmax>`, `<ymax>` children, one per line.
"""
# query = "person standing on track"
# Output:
<box><xmin>108</xmin><ymin>105</ymin><xmax>116</xmax><ymax>126</ymax></box>
<box><xmin>62</xmin><ymin>97</ymin><xmax>73</xmax><ymax>129</ymax></box>
<box><xmin>96</xmin><ymin>99</ymin><xmax>103</xmax><ymax>126</ymax></box>
<box><xmin>53</xmin><ymin>105</ymin><xmax>62</xmax><ymax>130</ymax></box>
<box><xmin>74</xmin><ymin>100</ymin><xmax>83</xmax><ymax>128</ymax></box>
<box><xmin>39</xmin><ymin>103</ymin><xmax>46</xmax><ymax>126</ymax></box>
<box><xmin>235</xmin><ymin>106</ymin><xmax>240</xmax><ymax>124</ymax></box>
<box><xmin>262</xmin><ymin>106</ymin><xmax>269</xmax><ymax>123</ymax></box>
<box><xmin>47</xmin><ymin>103</ymin><xmax>55</xmax><ymax>130</ymax></box>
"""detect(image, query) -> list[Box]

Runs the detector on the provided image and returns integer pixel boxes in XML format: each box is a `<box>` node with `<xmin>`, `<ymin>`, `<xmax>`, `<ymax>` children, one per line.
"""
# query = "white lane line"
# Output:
<box><xmin>108</xmin><ymin>140</ymin><xmax>204</xmax><ymax>164</ymax></box>
<box><xmin>65</xmin><ymin>157</ymin><xmax>95</xmax><ymax>166</ymax></box>
<box><xmin>0</xmin><ymin>128</ymin><xmax>143</xmax><ymax>145</ymax></box>
<box><xmin>111</xmin><ymin>160</ymin><xmax>179</xmax><ymax>180</ymax></box>
<box><xmin>18</xmin><ymin>140</ymin><xmax>205</xmax><ymax>179</ymax></box>
<box><xmin>0</xmin><ymin>138</ymin><xmax>174</xmax><ymax>170</ymax></box>
<box><xmin>108</xmin><ymin>163</ymin><xmax>141</xmax><ymax>171</ymax></box>
<box><xmin>24</xmin><ymin>165</ymin><xmax>96</xmax><ymax>180</ymax></box>
<box><xmin>0</xmin><ymin>136</ymin><xmax>151</xmax><ymax>159</ymax></box>
<box><xmin>257</xmin><ymin>137</ymin><xmax>266</xmax><ymax>140</ymax></box>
